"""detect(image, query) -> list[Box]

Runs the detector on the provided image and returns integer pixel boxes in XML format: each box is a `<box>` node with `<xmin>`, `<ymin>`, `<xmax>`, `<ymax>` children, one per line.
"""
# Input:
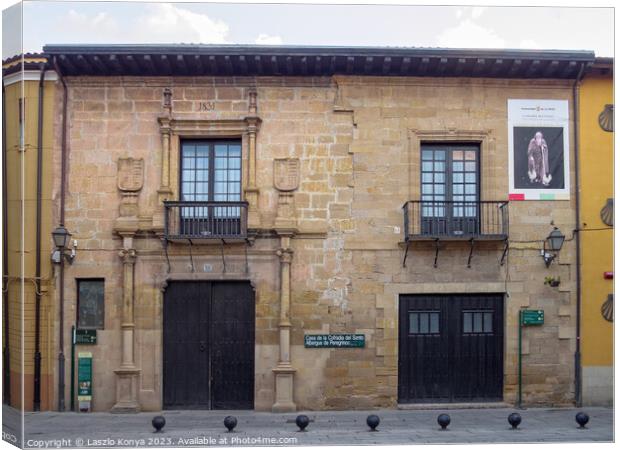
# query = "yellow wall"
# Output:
<box><xmin>3</xmin><ymin>71</ymin><xmax>56</xmax><ymax>411</ymax></box>
<box><xmin>579</xmin><ymin>73</ymin><xmax>613</xmax><ymax>368</ymax></box>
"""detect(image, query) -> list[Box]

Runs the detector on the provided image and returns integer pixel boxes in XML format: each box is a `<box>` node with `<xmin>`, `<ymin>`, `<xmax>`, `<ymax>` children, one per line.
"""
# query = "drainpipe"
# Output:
<box><xmin>34</xmin><ymin>62</ymin><xmax>47</xmax><ymax>411</ymax></box>
<box><xmin>52</xmin><ymin>56</ymin><xmax>68</xmax><ymax>411</ymax></box>
<box><xmin>572</xmin><ymin>62</ymin><xmax>586</xmax><ymax>407</ymax></box>
<box><xmin>2</xmin><ymin>79</ymin><xmax>10</xmax><ymax>405</ymax></box>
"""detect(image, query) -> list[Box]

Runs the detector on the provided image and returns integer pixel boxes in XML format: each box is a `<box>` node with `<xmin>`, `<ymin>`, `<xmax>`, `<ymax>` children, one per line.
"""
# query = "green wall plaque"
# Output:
<box><xmin>75</xmin><ymin>329</ymin><xmax>97</xmax><ymax>345</ymax></box>
<box><xmin>521</xmin><ymin>309</ymin><xmax>544</xmax><ymax>326</ymax></box>
<box><xmin>77</xmin><ymin>352</ymin><xmax>93</xmax><ymax>401</ymax></box>
<box><xmin>304</xmin><ymin>334</ymin><xmax>365</xmax><ymax>348</ymax></box>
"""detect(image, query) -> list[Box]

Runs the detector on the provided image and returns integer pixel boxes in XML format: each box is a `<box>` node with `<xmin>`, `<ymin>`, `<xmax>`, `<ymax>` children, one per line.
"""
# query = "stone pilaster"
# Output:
<box><xmin>272</xmin><ymin>154</ymin><xmax>299</xmax><ymax>411</ymax></box>
<box><xmin>272</xmin><ymin>235</ymin><xmax>296</xmax><ymax>412</ymax></box>
<box><xmin>154</xmin><ymin>115</ymin><xmax>173</xmax><ymax>231</ymax></box>
<box><xmin>112</xmin><ymin>158</ymin><xmax>143</xmax><ymax>413</ymax></box>
<box><xmin>244</xmin><ymin>103</ymin><xmax>261</xmax><ymax>229</ymax></box>
<box><xmin>111</xmin><ymin>242</ymin><xmax>140</xmax><ymax>413</ymax></box>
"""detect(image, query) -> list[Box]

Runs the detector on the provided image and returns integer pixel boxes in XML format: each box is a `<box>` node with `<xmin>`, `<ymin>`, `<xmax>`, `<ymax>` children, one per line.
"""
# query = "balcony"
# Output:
<box><xmin>403</xmin><ymin>200</ymin><xmax>509</xmax><ymax>242</ymax></box>
<box><xmin>164</xmin><ymin>201</ymin><xmax>249</xmax><ymax>242</ymax></box>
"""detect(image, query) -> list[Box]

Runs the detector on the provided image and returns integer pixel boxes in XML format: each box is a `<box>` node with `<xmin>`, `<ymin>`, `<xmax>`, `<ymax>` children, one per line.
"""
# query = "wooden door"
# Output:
<box><xmin>211</xmin><ymin>282</ymin><xmax>255</xmax><ymax>409</ymax></box>
<box><xmin>163</xmin><ymin>281</ymin><xmax>254</xmax><ymax>409</ymax></box>
<box><xmin>398</xmin><ymin>294</ymin><xmax>503</xmax><ymax>403</ymax></box>
<box><xmin>163</xmin><ymin>281</ymin><xmax>211</xmax><ymax>409</ymax></box>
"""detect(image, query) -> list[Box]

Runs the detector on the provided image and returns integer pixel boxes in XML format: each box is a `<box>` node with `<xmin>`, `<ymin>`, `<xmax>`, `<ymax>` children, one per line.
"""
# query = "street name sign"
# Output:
<box><xmin>304</xmin><ymin>334</ymin><xmax>365</xmax><ymax>348</ymax></box>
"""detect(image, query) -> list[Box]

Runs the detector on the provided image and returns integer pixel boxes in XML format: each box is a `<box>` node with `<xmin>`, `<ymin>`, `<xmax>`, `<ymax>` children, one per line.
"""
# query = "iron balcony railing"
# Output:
<box><xmin>164</xmin><ymin>201</ymin><xmax>249</xmax><ymax>240</ymax></box>
<box><xmin>403</xmin><ymin>200</ymin><xmax>509</xmax><ymax>241</ymax></box>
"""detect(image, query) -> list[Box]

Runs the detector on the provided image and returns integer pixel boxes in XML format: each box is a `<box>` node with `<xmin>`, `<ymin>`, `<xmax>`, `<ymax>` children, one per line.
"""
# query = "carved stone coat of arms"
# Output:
<box><xmin>117</xmin><ymin>158</ymin><xmax>144</xmax><ymax>192</ymax></box>
<box><xmin>274</xmin><ymin>158</ymin><xmax>300</xmax><ymax>192</ymax></box>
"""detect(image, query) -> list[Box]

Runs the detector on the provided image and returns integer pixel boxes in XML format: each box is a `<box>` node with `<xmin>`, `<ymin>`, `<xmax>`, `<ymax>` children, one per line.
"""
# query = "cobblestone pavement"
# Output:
<box><xmin>2</xmin><ymin>405</ymin><xmax>613</xmax><ymax>448</ymax></box>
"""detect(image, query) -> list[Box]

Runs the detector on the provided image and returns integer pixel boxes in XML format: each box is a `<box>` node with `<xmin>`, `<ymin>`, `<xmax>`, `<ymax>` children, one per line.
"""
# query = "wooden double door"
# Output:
<box><xmin>163</xmin><ymin>281</ymin><xmax>255</xmax><ymax>409</ymax></box>
<box><xmin>398</xmin><ymin>294</ymin><xmax>504</xmax><ymax>403</ymax></box>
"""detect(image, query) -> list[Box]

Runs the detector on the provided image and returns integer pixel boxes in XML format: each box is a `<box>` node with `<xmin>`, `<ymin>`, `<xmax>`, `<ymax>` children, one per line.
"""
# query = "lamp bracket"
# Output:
<box><xmin>541</xmin><ymin>250</ymin><xmax>556</xmax><ymax>267</ymax></box>
<box><xmin>51</xmin><ymin>242</ymin><xmax>76</xmax><ymax>265</ymax></box>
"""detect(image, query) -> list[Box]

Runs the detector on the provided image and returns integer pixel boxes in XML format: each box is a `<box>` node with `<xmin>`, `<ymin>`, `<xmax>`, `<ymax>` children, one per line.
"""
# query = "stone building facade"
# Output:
<box><xmin>39</xmin><ymin>45</ymin><xmax>598</xmax><ymax>412</ymax></box>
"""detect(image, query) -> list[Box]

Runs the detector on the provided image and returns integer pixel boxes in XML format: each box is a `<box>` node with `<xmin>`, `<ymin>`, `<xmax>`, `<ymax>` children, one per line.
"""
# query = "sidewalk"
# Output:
<box><xmin>2</xmin><ymin>405</ymin><xmax>613</xmax><ymax>447</ymax></box>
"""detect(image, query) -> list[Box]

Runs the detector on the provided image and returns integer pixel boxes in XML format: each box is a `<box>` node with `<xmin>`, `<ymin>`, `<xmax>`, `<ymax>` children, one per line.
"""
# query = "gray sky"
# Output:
<box><xmin>2</xmin><ymin>1</ymin><xmax>615</xmax><ymax>60</ymax></box>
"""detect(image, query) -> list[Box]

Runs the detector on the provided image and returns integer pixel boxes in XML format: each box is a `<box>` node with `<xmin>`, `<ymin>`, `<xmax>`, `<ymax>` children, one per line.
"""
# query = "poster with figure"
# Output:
<box><xmin>508</xmin><ymin>99</ymin><xmax>570</xmax><ymax>200</ymax></box>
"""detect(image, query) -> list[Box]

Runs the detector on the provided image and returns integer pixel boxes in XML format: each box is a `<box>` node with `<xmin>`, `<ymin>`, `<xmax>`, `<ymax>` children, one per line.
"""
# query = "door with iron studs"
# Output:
<box><xmin>163</xmin><ymin>281</ymin><xmax>255</xmax><ymax>409</ymax></box>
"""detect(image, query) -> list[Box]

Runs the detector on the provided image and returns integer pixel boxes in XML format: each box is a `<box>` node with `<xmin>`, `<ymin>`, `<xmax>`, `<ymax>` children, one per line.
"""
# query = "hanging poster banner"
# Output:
<box><xmin>508</xmin><ymin>99</ymin><xmax>570</xmax><ymax>200</ymax></box>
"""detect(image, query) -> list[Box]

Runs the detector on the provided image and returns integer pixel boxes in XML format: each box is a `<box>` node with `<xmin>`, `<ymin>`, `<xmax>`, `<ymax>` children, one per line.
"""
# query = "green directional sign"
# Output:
<box><xmin>75</xmin><ymin>329</ymin><xmax>97</xmax><ymax>345</ymax></box>
<box><xmin>304</xmin><ymin>334</ymin><xmax>365</xmax><ymax>348</ymax></box>
<box><xmin>521</xmin><ymin>309</ymin><xmax>544</xmax><ymax>326</ymax></box>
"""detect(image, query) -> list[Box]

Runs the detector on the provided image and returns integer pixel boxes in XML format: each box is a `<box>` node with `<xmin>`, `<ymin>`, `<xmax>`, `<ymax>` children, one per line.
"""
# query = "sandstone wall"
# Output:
<box><xmin>55</xmin><ymin>75</ymin><xmax>577</xmax><ymax>411</ymax></box>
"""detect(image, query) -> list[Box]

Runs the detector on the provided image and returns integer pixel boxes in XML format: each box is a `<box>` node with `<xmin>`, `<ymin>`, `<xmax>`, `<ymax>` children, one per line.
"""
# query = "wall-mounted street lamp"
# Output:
<box><xmin>541</xmin><ymin>227</ymin><xmax>565</xmax><ymax>267</ymax></box>
<box><xmin>51</xmin><ymin>225</ymin><xmax>76</xmax><ymax>264</ymax></box>
<box><xmin>52</xmin><ymin>224</ymin><xmax>77</xmax><ymax>411</ymax></box>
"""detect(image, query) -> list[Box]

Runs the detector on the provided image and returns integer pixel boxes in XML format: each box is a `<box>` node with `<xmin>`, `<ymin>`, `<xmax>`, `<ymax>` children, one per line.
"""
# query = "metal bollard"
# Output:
<box><xmin>296</xmin><ymin>415</ymin><xmax>310</xmax><ymax>432</ymax></box>
<box><xmin>437</xmin><ymin>414</ymin><xmax>451</xmax><ymax>430</ymax></box>
<box><xmin>575</xmin><ymin>412</ymin><xmax>589</xmax><ymax>429</ymax></box>
<box><xmin>224</xmin><ymin>416</ymin><xmax>238</xmax><ymax>432</ymax></box>
<box><xmin>508</xmin><ymin>413</ymin><xmax>522</xmax><ymax>429</ymax></box>
<box><xmin>152</xmin><ymin>416</ymin><xmax>166</xmax><ymax>433</ymax></box>
<box><xmin>366</xmin><ymin>415</ymin><xmax>380</xmax><ymax>431</ymax></box>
